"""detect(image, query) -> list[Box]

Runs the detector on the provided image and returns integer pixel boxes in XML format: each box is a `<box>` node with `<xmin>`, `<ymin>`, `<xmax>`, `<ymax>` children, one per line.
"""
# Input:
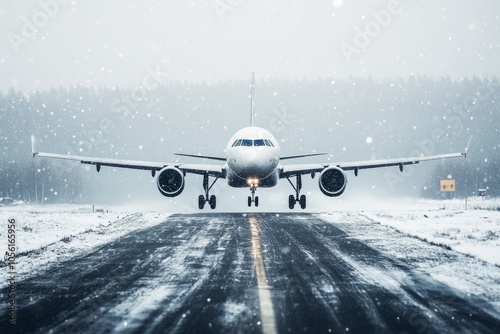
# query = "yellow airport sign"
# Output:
<box><xmin>440</xmin><ymin>179</ymin><xmax>456</xmax><ymax>192</ymax></box>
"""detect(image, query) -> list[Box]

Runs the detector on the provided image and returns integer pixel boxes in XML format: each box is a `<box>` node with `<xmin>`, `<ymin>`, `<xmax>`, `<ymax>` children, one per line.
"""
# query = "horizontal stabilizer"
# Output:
<box><xmin>174</xmin><ymin>153</ymin><xmax>226</xmax><ymax>161</ymax></box>
<box><xmin>280</xmin><ymin>153</ymin><xmax>326</xmax><ymax>160</ymax></box>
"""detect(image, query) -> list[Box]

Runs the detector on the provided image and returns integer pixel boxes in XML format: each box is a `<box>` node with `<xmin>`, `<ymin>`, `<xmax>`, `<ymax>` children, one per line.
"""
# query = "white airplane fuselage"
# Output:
<box><xmin>225</xmin><ymin>126</ymin><xmax>280</xmax><ymax>188</ymax></box>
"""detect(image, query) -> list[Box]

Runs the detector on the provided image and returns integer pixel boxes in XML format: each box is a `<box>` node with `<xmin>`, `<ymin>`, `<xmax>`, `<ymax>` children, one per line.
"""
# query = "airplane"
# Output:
<box><xmin>32</xmin><ymin>73</ymin><xmax>470</xmax><ymax>210</ymax></box>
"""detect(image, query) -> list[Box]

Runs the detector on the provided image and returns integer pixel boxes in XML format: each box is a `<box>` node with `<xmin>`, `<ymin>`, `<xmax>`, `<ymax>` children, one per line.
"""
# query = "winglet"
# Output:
<box><xmin>250</xmin><ymin>72</ymin><xmax>255</xmax><ymax>127</ymax></box>
<box><xmin>31</xmin><ymin>135</ymin><xmax>38</xmax><ymax>158</ymax></box>
<box><xmin>463</xmin><ymin>135</ymin><xmax>472</xmax><ymax>158</ymax></box>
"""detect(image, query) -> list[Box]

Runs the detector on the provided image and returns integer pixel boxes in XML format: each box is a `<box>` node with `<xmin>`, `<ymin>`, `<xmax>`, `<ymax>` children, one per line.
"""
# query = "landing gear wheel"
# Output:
<box><xmin>299</xmin><ymin>195</ymin><xmax>306</xmax><ymax>209</ymax></box>
<box><xmin>287</xmin><ymin>175</ymin><xmax>306</xmax><ymax>210</ymax></box>
<box><xmin>199</xmin><ymin>174</ymin><xmax>219</xmax><ymax>210</ymax></box>
<box><xmin>198</xmin><ymin>195</ymin><xmax>205</xmax><ymax>210</ymax></box>
<box><xmin>248</xmin><ymin>196</ymin><xmax>252</xmax><ymax>207</ymax></box>
<box><xmin>209</xmin><ymin>195</ymin><xmax>216</xmax><ymax>209</ymax></box>
<box><xmin>255</xmin><ymin>196</ymin><xmax>259</xmax><ymax>207</ymax></box>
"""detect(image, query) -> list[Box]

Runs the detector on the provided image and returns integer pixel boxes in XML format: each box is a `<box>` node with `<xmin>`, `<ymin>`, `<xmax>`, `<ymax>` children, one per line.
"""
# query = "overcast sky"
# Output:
<box><xmin>1</xmin><ymin>0</ymin><xmax>500</xmax><ymax>92</ymax></box>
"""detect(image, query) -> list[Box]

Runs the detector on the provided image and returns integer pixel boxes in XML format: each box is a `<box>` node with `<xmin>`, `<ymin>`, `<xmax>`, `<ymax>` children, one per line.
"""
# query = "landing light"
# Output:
<box><xmin>247</xmin><ymin>178</ymin><xmax>259</xmax><ymax>186</ymax></box>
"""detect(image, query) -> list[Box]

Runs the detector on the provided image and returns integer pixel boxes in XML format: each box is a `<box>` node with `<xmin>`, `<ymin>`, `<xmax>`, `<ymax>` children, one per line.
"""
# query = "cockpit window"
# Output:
<box><xmin>254</xmin><ymin>139</ymin><xmax>265</xmax><ymax>146</ymax></box>
<box><xmin>264</xmin><ymin>139</ymin><xmax>274</xmax><ymax>147</ymax></box>
<box><xmin>232</xmin><ymin>139</ymin><xmax>273</xmax><ymax>147</ymax></box>
<box><xmin>241</xmin><ymin>139</ymin><xmax>253</xmax><ymax>146</ymax></box>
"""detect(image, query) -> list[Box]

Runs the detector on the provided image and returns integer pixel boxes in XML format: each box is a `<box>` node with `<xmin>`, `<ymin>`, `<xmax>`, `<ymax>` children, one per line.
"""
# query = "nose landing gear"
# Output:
<box><xmin>248</xmin><ymin>184</ymin><xmax>259</xmax><ymax>207</ymax></box>
<box><xmin>247</xmin><ymin>177</ymin><xmax>260</xmax><ymax>207</ymax></box>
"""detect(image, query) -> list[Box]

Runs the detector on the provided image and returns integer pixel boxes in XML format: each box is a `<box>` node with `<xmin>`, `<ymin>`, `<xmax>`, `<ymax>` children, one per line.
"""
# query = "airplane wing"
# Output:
<box><xmin>280</xmin><ymin>148</ymin><xmax>469</xmax><ymax>179</ymax></box>
<box><xmin>31</xmin><ymin>138</ymin><xmax>225</xmax><ymax>178</ymax></box>
<box><xmin>33</xmin><ymin>151</ymin><xmax>226</xmax><ymax>178</ymax></box>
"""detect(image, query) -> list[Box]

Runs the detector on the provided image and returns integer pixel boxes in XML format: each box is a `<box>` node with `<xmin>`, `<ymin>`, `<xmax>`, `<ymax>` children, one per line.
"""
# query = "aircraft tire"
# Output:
<box><xmin>300</xmin><ymin>195</ymin><xmax>306</xmax><ymax>209</ymax></box>
<box><xmin>209</xmin><ymin>195</ymin><xmax>216</xmax><ymax>209</ymax></box>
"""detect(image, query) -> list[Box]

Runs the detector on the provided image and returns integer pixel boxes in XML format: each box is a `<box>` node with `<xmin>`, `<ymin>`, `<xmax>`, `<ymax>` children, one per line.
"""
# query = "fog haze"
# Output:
<box><xmin>1</xmin><ymin>1</ymin><xmax>499</xmax><ymax>210</ymax></box>
<box><xmin>1</xmin><ymin>1</ymin><xmax>500</xmax><ymax>91</ymax></box>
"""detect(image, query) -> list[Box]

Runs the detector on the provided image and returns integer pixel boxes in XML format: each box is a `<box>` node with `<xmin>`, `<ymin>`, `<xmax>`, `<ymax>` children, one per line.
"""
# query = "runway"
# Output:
<box><xmin>4</xmin><ymin>213</ymin><xmax>500</xmax><ymax>333</ymax></box>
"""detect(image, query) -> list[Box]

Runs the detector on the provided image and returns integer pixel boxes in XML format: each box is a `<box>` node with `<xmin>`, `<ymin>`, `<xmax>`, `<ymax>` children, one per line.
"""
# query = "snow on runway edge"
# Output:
<box><xmin>0</xmin><ymin>204</ymin><xmax>171</xmax><ymax>287</ymax></box>
<box><xmin>316</xmin><ymin>202</ymin><xmax>500</xmax><ymax>313</ymax></box>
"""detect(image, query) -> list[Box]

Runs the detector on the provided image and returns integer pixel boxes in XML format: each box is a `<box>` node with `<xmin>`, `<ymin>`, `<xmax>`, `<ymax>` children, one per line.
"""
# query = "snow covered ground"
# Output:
<box><xmin>318</xmin><ymin>197</ymin><xmax>500</xmax><ymax>312</ymax></box>
<box><xmin>0</xmin><ymin>204</ymin><xmax>170</xmax><ymax>287</ymax></box>
<box><xmin>359</xmin><ymin>197</ymin><xmax>500</xmax><ymax>266</ymax></box>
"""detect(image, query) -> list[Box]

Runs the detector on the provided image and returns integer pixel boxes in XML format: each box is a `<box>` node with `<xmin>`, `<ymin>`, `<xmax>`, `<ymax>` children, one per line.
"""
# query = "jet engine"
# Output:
<box><xmin>319</xmin><ymin>166</ymin><xmax>347</xmax><ymax>197</ymax></box>
<box><xmin>156</xmin><ymin>167</ymin><xmax>185</xmax><ymax>197</ymax></box>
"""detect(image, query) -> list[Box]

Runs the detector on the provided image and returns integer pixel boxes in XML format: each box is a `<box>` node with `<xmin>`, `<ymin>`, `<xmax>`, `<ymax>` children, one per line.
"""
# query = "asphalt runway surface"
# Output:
<box><xmin>4</xmin><ymin>213</ymin><xmax>500</xmax><ymax>333</ymax></box>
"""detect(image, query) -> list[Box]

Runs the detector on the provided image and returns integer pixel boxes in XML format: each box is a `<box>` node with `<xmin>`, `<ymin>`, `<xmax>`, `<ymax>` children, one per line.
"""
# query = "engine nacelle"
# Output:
<box><xmin>156</xmin><ymin>167</ymin><xmax>185</xmax><ymax>197</ymax></box>
<box><xmin>319</xmin><ymin>166</ymin><xmax>347</xmax><ymax>197</ymax></box>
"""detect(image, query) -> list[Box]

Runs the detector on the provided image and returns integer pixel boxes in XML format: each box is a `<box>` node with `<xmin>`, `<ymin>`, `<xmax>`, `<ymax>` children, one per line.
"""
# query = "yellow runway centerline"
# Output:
<box><xmin>248</xmin><ymin>216</ymin><xmax>277</xmax><ymax>334</ymax></box>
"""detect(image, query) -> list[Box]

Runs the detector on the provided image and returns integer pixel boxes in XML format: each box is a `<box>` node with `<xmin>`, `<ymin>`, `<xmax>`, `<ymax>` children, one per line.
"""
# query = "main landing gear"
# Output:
<box><xmin>248</xmin><ymin>184</ymin><xmax>259</xmax><ymax>207</ymax></box>
<box><xmin>287</xmin><ymin>174</ymin><xmax>306</xmax><ymax>209</ymax></box>
<box><xmin>199</xmin><ymin>174</ymin><xmax>219</xmax><ymax>209</ymax></box>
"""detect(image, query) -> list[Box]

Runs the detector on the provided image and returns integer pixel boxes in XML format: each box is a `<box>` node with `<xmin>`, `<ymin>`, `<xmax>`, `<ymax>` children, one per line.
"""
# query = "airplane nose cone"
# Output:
<box><xmin>230</xmin><ymin>150</ymin><xmax>277</xmax><ymax>179</ymax></box>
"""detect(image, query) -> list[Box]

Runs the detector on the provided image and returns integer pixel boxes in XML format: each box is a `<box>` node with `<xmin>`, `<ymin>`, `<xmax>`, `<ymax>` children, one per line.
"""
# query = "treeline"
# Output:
<box><xmin>0</xmin><ymin>76</ymin><xmax>498</xmax><ymax>203</ymax></box>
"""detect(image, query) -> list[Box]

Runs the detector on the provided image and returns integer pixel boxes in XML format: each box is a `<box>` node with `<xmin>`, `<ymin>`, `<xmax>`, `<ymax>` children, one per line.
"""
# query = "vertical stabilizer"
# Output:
<box><xmin>250</xmin><ymin>72</ymin><xmax>255</xmax><ymax>127</ymax></box>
